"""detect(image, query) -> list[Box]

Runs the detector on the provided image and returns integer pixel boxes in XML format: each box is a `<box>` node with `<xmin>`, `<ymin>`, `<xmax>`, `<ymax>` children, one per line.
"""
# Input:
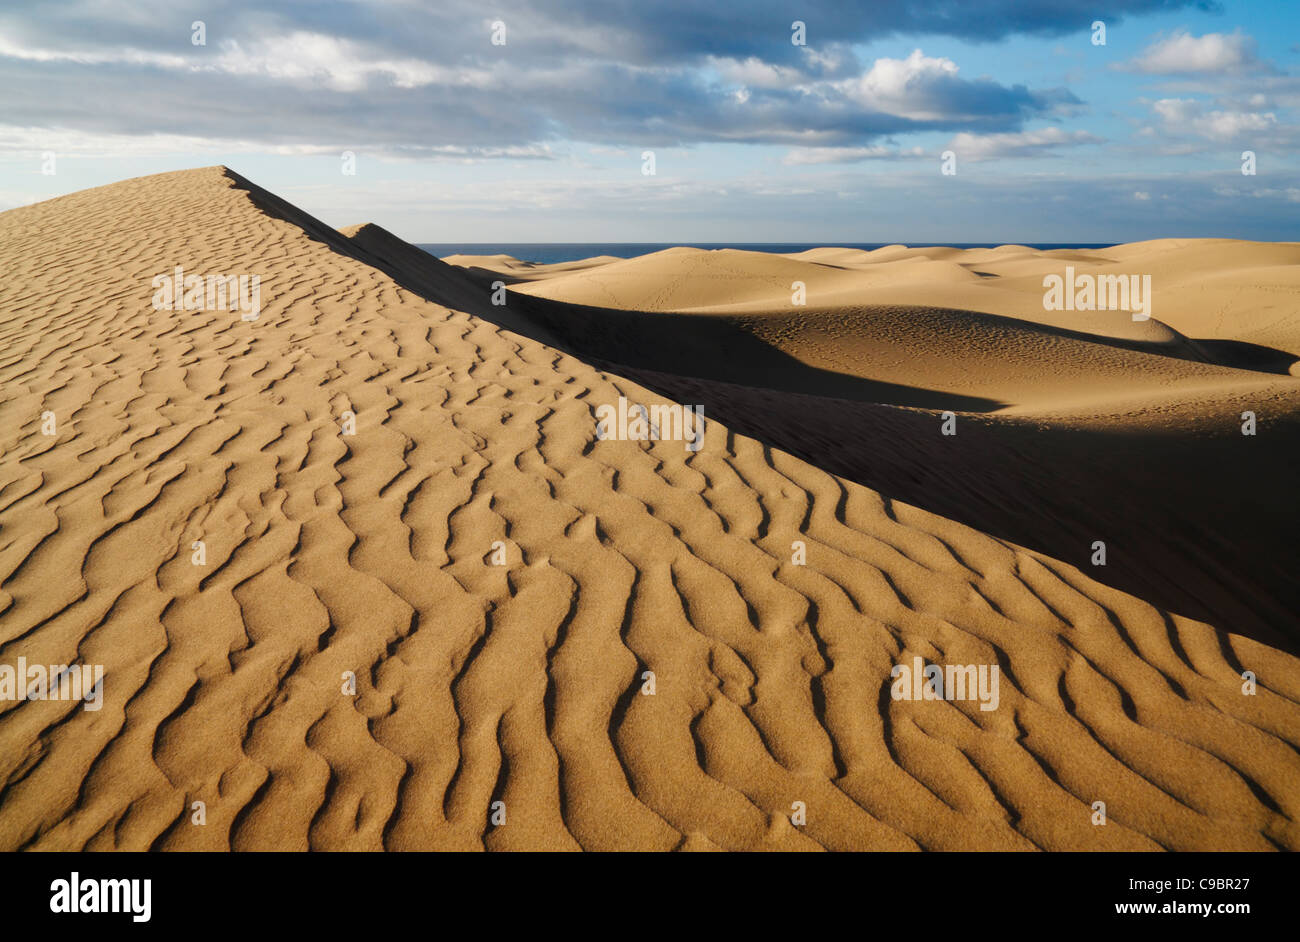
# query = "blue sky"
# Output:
<box><xmin>2</xmin><ymin>0</ymin><xmax>1298</xmax><ymax>242</ymax></box>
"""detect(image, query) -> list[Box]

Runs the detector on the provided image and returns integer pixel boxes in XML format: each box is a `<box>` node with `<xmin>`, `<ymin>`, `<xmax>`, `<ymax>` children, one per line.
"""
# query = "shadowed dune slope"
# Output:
<box><xmin>2</xmin><ymin>168</ymin><xmax>1299</xmax><ymax>852</ymax></box>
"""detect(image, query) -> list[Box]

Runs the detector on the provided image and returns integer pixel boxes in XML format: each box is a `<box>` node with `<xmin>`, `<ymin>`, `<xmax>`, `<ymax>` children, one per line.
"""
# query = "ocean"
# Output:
<box><xmin>417</xmin><ymin>242</ymin><xmax>1118</xmax><ymax>264</ymax></box>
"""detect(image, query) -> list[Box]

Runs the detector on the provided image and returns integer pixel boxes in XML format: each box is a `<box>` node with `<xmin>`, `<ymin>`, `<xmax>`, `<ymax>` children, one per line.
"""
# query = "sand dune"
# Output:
<box><xmin>1</xmin><ymin>168</ymin><xmax>1298</xmax><ymax>852</ymax></box>
<box><xmin>459</xmin><ymin>241</ymin><xmax>1300</xmax><ymax>649</ymax></box>
<box><xmin>509</xmin><ymin>247</ymin><xmax>910</xmax><ymax>310</ymax></box>
<box><xmin>443</xmin><ymin>253</ymin><xmax>626</xmax><ymax>284</ymax></box>
<box><xmin>507</xmin><ymin>241</ymin><xmax>1300</xmax><ymax>360</ymax></box>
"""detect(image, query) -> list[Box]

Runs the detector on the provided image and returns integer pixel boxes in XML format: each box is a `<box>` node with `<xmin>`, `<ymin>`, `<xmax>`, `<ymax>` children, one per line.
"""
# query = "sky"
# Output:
<box><xmin>2</xmin><ymin>0</ymin><xmax>1298</xmax><ymax>243</ymax></box>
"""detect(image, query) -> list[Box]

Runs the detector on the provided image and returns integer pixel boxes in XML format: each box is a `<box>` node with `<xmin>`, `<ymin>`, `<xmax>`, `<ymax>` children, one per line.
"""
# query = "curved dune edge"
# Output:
<box><xmin>0</xmin><ymin>167</ymin><xmax>1297</xmax><ymax>851</ymax></box>
<box><xmin>502</xmin><ymin>238</ymin><xmax>1300</xmax><ymax>359</ymax></box>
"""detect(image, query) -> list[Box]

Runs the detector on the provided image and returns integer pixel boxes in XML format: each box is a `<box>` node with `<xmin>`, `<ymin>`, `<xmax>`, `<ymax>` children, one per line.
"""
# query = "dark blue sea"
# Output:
<box><xmin>418</xmin><ymin>242</ymin><xmax>1117</xmax><ymax>264</ymax></box>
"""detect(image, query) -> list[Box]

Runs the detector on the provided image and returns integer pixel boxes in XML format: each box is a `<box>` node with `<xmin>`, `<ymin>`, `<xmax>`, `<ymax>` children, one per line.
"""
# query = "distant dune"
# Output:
<box><xmin>1</xmin><ymin>168</ymin><xmax>1297</xmax><ymax>851</ymax></box>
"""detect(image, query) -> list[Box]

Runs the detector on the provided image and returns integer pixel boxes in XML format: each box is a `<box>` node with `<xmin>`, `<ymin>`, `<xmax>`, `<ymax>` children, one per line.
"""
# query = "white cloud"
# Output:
<box><xmin>0</xmin><ymin>30</ymin><xmax>491</xmax><ymax>92</ymax></box>
<box><xmin>838</xmin><ymin>49</ymin><xmax>961</xmax><ymax>119</ymax></box>
<box><xmin>946</xmin><ymin>127</ymin><xmax>1101</xmax><ymax>161</ymax></box>
<box><xmin>1125</xmin><ymin>30</ymin><xmax>1264</xmax><ymax>75</ymax></box>
<box><xmin>709</xmin><ymin>56</ymin><xmax>799</xmax><ymax>90</ymax></box>
<box><xmin>212</xmin><ymin>32</ymin><xmax>494</xmax><ymax>91</ymax></box>
<box><xmin>1150</xmin><ymin>98</ymin><xmax>1277</xmax><ymax>141</ymax></box>
<box><xmin>0</xmin><ymin>34</ymin><xmax>191</xmax><ymax>68</ymax></box>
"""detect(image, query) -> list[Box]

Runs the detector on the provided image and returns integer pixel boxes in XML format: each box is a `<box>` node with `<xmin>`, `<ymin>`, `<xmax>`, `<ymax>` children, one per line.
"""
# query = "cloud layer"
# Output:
<box><xmin>0</xmin><ymin>0</ymin><xmax>1194</xmax><ymax>155</ymax></box>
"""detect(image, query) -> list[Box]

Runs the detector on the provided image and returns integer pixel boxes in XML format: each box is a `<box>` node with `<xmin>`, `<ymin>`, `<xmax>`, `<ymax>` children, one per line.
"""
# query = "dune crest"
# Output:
<box><xmin>1</xmin><ymin>168</ymin><xmax>1298</xmax><ymax>851</ymax></box>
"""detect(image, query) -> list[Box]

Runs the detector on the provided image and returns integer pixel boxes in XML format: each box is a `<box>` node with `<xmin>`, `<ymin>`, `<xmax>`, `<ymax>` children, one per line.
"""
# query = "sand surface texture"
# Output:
<box><xmin>1</xmin><ymin>168</ymin><xmax>1297</xmax><ymax>851</ymax></box>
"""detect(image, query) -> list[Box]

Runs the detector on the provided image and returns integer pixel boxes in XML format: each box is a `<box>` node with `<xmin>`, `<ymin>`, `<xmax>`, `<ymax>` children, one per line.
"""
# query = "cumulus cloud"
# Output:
<box><xmin>1123</xmin><ymin>30</ymin><xmax>1269</xmax><ymax>75</ymax></box>
<box><xmin>833</xmin><ymin>50</ymin><xmax>1077</xmax><ymax>123</ymax></box>
<box><xmin>840</xmin><ymin>50</ymin><xmax>960</xmax><ymax>118</ymax></box>
<box><xmin>1149</xmin><ymin>98</ymin><xmax>1278</xmax><ymax>141</ymax></box>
